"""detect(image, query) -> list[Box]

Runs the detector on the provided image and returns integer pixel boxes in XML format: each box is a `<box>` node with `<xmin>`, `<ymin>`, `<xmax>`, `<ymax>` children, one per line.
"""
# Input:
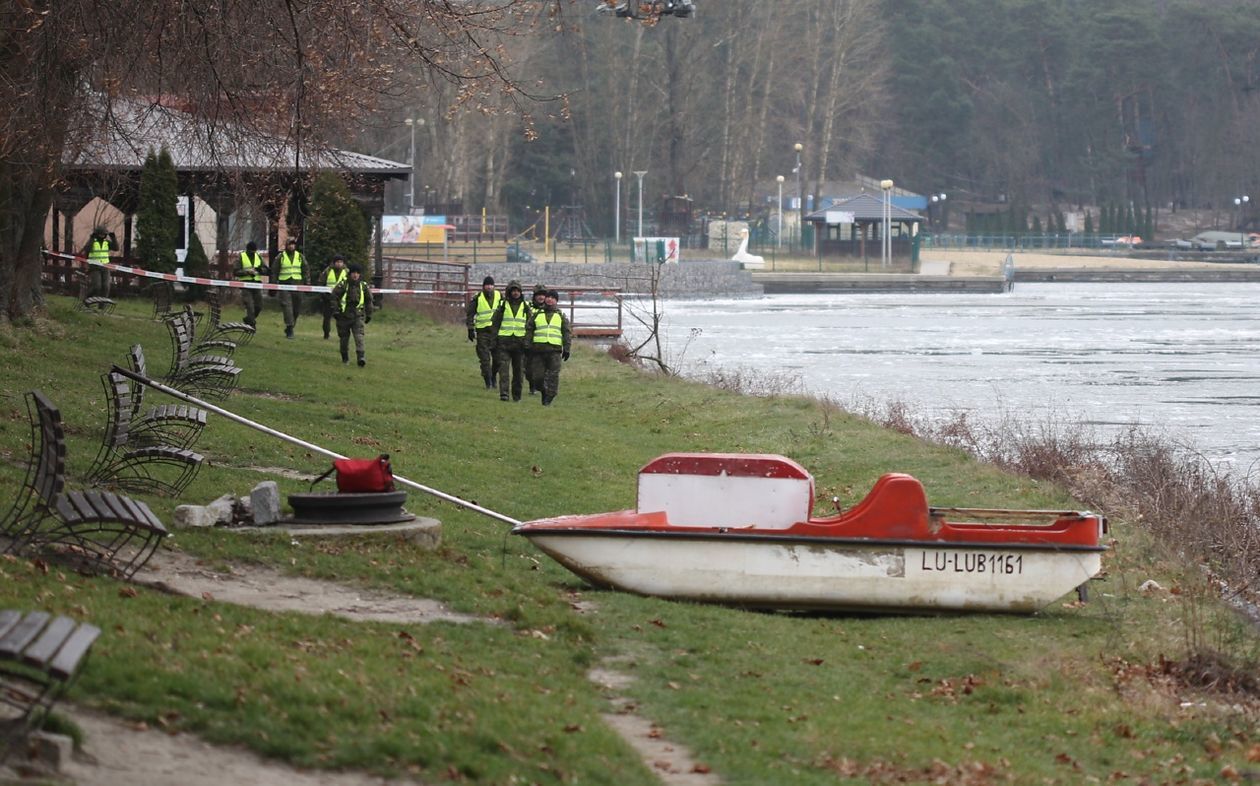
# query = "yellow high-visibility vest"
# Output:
<box><xmin>473</xmin><ymin>291</ymin><xmax>501</xmax><ymax>329</ymax></box>
<box><xmin>277</xmin><ymin>250</ymin><xmax>303</xmax><ymax>281</ymax></box>
<box><xmin>238</xmin><ymin>251</ymin><xmax>264</xmax><ymax>281</ymax></box>
<box><xmin>325</xmin><ymin>267</ymin><xmax>348</xmax><ymax>288</ymax></box>
<box><xmin>499</xmin><ymin>300</ymin><xmax>527</xmax><ymax>337</ymax></box>
<box><xmin>532</xmin><ymin>311</ymin><xmax>563</xmax><ymax>346</ymax></box>
<box><xmin>88</xmin><ymin>238</ymin><xmax>111</xmax><ymax>266</ymax></box>
<box><xmin>339</xmin><ymin>280</ymin><xmax>369</xmax><ymax>313</ymax></box>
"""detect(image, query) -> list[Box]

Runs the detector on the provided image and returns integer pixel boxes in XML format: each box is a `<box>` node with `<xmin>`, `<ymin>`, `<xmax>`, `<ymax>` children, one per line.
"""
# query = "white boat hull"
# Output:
<box><xmin>525</xmin><ymin>532</ymin><xmax>1102</xmax><ymax>614</ymax></box>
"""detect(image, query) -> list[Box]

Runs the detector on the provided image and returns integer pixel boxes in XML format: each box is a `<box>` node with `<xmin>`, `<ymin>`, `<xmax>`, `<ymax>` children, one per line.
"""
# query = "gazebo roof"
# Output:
<box><xmin>64</xmin><ymin>99</ymin><xmax>409</xmax><ymax>177</ymax></box>
<box><xmin>805</xmin><ymin>193</ymin><xmax>923</xmax><ymax>223</ymax></box>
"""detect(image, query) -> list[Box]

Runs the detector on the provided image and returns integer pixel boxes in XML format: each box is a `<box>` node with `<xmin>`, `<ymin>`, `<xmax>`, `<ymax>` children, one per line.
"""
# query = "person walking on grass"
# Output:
<box><xmin>275</xmin><ymin>238</ymin><xmax>307</xmax><ymax>339</ymax></box>
<box><xmin>490</xmin><ymin>280</ymin><xmax>530</xmax><ymax>402</ymax></box>
<box><xmin>233</xmin><ymin>241</ymin><xmax>269</xmax><ymax>327</ymax></box>
<box><xmin>525</xmin><ymin>289</ymin><xmax>571</xmax><ymax>406</ymax></box>
<box><xmin>465</xmin><ymin>275</ymin><xmax>501</xmax><ymax>389</ymax></box>
<box><xmin>527</xmin><ymin>283</ymin><xmax>548</xmax><ymax>395</ymax></box>
<box><xmin>332</xmin><ymin>264</ymin><xmax>372</xmax><ymax>366</ymax></box>
<box><xmin>318</xmin><ymin>254</ymin><xmax>348</xmax><ymax>340</ymax></box>
<box><xmin>81</xmin><ymin>226</ymin><xmax>117</xmax><ymax>308</ymax></box>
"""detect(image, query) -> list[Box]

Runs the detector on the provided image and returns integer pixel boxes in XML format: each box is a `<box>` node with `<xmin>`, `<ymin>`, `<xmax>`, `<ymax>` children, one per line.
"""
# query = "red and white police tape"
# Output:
<box><xmin>43</xmin><ymin>250</ymin><xmax>456</xmax><ymax>297</ymax></box>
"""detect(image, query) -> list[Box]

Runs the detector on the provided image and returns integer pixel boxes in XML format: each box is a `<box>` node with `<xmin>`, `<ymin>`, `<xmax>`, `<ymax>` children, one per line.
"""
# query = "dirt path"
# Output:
<box><xmin>132</xmin><ymin>550</ymin><xmax>483</xmax><ymax>625</ymax></box>
<box><xmin>60</xmin><ymin>708</ymin><xmax>418</xmax><ymax>786</ymax></box>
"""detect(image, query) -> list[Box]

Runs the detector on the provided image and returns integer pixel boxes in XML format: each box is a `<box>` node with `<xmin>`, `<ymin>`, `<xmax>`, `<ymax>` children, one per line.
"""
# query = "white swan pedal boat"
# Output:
<box><xmin>514</xmin><ymin>453</ymin><xmax>1108</xmax><ymax>614</ymax></box>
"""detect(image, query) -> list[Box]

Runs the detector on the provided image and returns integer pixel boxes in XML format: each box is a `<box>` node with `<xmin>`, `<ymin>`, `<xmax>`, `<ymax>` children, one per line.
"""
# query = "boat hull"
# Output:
<box><xmin>524</xmin><ymin>530</ymin><xmax>1103</xmax><ymax>614</ymax></box>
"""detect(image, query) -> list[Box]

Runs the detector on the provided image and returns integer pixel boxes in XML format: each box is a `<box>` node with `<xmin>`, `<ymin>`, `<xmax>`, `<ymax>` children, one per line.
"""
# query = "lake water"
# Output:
<box><xmin>625</xmin><ymin>282</ymin><xmax>1260</xmax><ymax>473</ymax></box>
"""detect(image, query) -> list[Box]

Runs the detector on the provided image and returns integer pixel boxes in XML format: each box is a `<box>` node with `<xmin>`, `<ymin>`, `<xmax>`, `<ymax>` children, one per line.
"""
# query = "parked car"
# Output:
<box><xmin>506</xmin><ymin>245</ymin><xmax>536</xmax><ymax>263</ymax></box>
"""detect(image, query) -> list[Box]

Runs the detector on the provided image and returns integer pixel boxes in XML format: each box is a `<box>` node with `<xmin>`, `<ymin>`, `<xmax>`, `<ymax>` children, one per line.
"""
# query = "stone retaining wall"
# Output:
<box><xmin>467</xmin><ymin>259</ymin><xmax>762</xmax><ymax>298</ymax></box>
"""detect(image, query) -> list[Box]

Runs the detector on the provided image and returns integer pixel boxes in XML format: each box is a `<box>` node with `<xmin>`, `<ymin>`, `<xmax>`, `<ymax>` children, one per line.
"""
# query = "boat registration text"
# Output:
<box><xmin>919</xmin><ymin>551</ymin><xmax>1023</xmax><ymax>575</ymax></box>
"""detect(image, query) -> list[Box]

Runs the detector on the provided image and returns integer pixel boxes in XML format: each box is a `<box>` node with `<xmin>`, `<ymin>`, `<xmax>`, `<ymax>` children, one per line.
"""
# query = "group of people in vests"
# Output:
<box><xmin>466</xmin><ymin>276</ymin><xmax>572</xmax><ymax>406</ymax></box>
<box><xmin>234</xmin><ymin>242</ymin><xmax>372</xmax><ymax>366</ymax></box>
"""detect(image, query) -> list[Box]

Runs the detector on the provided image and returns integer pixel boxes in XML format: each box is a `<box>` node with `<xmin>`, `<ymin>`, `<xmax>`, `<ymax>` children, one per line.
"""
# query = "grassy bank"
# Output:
<box><xmin>1</xmin><ymin>296</ymin><xmax>1256</xmax><ymax>784</ymax></box>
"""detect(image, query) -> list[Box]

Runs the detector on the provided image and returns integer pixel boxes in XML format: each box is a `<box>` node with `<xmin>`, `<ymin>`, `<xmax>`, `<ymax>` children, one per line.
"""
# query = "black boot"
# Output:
<box><xmin>357</xmin><ymin>353</ymin><xmax>366</xmax><ymax>367</ymax></box>
<box><xmin>341</xmin><ymin>349</ymin><xmax>349</xmax><ymax>364</ymax></box>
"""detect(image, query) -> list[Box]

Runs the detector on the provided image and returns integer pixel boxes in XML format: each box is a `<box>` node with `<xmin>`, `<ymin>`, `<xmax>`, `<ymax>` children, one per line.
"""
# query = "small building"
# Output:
<box><xmin>803</xmin><ymin>193</ymin><xmax>924</xmax><ymax>264</ymax></box>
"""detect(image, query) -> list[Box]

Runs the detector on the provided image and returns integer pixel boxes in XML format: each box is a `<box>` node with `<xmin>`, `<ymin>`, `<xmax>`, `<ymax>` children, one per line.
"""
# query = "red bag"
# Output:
<box><xmin>313</xmin><ymin>454</ymin><xmax>394</xmax><ymax>493</ymax></box>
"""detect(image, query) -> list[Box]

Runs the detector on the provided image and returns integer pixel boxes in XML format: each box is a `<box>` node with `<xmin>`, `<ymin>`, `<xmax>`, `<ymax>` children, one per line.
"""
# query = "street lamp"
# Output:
<box><xmin>634</xmin><ymin>170</ymin><xmax>647</xmax><ymax>241</ymax></box>
<box><xmin>793</xmin><ymin>143</ymin><xmax>803</xmax><ymax>252</ymax></box>
<box><xmin>776</xmin><ymin>175</ymin><xmax>785</xmax><ymax>249</ymax></box>
<box><xmin>1235</xmin><ymin>195</ymin><xmax>1250</xmax><ymax>249</ymax></box>
<box><xmin>614</xmin><ymin>171</ymin><xmax>623</xmax><ymax>244</ymax></box>
<box><xmin>403</xmin><ymin>118</ymin><xmax>423</xmax><ymax>214</ymax></box>
<box><xmin>930</xmin><ymin>192</ymin><xmax>947</xmax><ymax>229</ymax></box>
<box><xmin>880</xmin><ymin>179</ymin><xmax>895</xmax><ymax>269</ymax></box>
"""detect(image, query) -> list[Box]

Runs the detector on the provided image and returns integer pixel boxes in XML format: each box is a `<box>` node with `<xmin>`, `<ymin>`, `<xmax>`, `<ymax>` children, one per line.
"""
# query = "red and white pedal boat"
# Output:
<box><xmin>515</xmin><ymin>453</ymin><xmax>1108</xmax><ymax>614</ymax></box>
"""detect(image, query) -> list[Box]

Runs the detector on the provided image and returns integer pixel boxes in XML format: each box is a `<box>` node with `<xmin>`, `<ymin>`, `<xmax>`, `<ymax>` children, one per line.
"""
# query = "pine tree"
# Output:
<box><xmin>305</xmin><ymin>171</ymin><xmax>370</xmax><ymax>278</ymax></box>
<box><xmin>136</xmin><ymin>147</ymin><xmax>181</xmax><ymax>273</ymax></box>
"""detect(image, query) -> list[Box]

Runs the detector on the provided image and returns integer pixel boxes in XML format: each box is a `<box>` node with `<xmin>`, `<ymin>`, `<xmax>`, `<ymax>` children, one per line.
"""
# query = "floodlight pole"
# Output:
<box><xmin>634</xmin><ymin>170</ymin><xmax>647</xmax><ymax>241</ymax></box>
<box><xmin>614</xmin><ymin>171</ymin><xmax>623</xmax><ymax>244</ymax></box>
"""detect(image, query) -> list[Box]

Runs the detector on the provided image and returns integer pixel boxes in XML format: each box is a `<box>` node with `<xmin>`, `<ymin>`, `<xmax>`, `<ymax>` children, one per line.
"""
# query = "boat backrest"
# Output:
<box><xmin>636</xmin><ymin>453</ymin><xmax>814</xmax><ymax>529</ymax></box>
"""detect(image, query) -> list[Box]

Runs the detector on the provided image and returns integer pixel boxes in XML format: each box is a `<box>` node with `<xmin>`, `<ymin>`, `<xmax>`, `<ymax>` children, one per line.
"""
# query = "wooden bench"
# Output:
<box><xmin>204</xmin><ymin>288</ymin><xmax>255</xmax><ymax>346</ymax></box>
<box><xmin>163</xmin><ymin>309</ymin><xmax>241</xmax><ymax>400</ymax></box>
<box><xmin>72</xmin><ymin>270</ymin><xmax>116</xmax><ymax>315</ymax></box>
<box><xmin>119</xmin><ymin>347</ymin><xmax>208</xmax><ymax>449</ymax></box>
<box><xmin>1</xmin><ymin>390</ymin><xmax>168</xmax><ymax>579</ymax></box>
<box><xmin>167</xmin><ymin>304</ymin><xmax>236</xmax><ymax>357</ymax></box>
<box><xmin>0</xmin><ymin>610</ymin><xmax>100</xmax><ymax>763</ymax></box>
<box><xmin>87</xmin><ymin>371</ymin><xmax>203</xmax><ymax>497</ymax></box>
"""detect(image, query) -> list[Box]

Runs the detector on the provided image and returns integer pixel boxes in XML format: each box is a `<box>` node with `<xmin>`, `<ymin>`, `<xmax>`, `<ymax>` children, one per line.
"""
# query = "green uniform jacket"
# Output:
<box><xmin>524</xmin><ymin>308</ymin><xmax>572</xmax><ymax>354</ymax></box>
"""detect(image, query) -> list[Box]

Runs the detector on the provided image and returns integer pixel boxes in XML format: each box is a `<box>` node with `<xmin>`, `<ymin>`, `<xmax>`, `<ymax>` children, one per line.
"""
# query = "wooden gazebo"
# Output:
<box><xmin>804</xmin><ymin>193</ymin><xmax>924</xmax><ymax>264</ymax></box>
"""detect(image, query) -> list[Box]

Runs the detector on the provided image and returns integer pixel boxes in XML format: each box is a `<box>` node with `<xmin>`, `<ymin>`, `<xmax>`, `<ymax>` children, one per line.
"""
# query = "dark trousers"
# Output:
<box><xmin>337</xmin><ymin>313</ymin><xmax>365</xmax><ymax>358</ymax></box>
<box><xmin>495</xmin><ymin>337</ymin><xmax>528</xmax><ymax>400</ymax></box>
<box><xmin>278</xmin><ymin>289</ymin><xmax>301</xmax><ymax>328</ymax></box>
<box><xmin>474</xmin><ymin>328</ymin><xmax>496</xmax><ymax>384</ymax></box>
<box><xmin>530</xmin><ymin>350</ymin><xmax>563</xmax><ymax>403</ymax></box>
<box><xmin>242</xmin><ymin>289</ymin><xmax>263</xmax><ymax>326</ymax></box>
<box><xmin>87</xmin><ymin>265</ymin><xmax>111</xmax><ymax>300</ymax></box>
<box><xmin>321</xmin><ymin>295</ymin><xmax>335</xmax><ymax>337</ymax></box>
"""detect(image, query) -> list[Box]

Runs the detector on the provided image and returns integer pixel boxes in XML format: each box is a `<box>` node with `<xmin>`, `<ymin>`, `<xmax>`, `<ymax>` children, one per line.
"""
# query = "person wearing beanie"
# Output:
<box><xmin>331</xmin><ymin>264</ymin><xmax>373</xmax><ymax>366</ymax></box>
<box><xmin>81</xmin><ymin>225</ymin><xmax>118</xmax><ymax>309</ymax></box>
<box><xmin>490</xmin><ymin>280</ymin><xmax>530</xmax><ymax>402</ymax></box>
<box><xmin>527</xmin><ymin>283</ymin><xmax>548</xmax><ymax>394</ymax></box>
<box><xmin>465</xmin><ymin>275</ymin><xmax>502</xmax><ymax>389</ymax></box>
<box><xmin>318</xmin><ymin>254</ymin><xmax>349</xmax><ymax>339</ymax></box>
<box><xmin>276</xmin><ymin>238</ymin><xmax>308</xmax><ymax>339</ymax></box>
<box><xmin>524</xmin><ymin>288</ymin><xmax>572</xmax><ymax>406</ymax></box>
<box><xmin>233</xmin><ymin>241</ymin><xmax>270</xmax><ymax>327</ymax></box>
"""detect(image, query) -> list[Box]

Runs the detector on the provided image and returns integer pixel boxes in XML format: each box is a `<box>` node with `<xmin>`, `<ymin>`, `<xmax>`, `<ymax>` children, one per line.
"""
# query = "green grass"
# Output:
<box><xmin>0</xmin><ymin>295</ymin><xmax>1255</xmax><ymax>784</ymax></box>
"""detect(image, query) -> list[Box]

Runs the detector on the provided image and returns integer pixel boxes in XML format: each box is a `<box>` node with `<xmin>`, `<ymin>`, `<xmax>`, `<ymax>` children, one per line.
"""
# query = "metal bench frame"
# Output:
<box><xmin>2</xmin><ymin>390</ymin><xmax>168</xmax><ymax>579</ymax></box>
<box><xmin>72</xmin><ymin>270</ymin><xmax>116</xmax><ymax>315</ymax></box>
<box><xmin>120</xmin><ymin>346</ymin><xmax>208</xmax><ymax>449</ymax></box>
<box><xmin>163</xmin><ymin>309</ymin><xmax>241</xmax><ymax>399</ymax></box>
<box><xmin>87</xmin><ymin>371</ymin><xmax>203</xmax><ymax>496</ymax></box>
<box><xmin>0</xmin><ymin>610</ymin><xmax>100</xmax><ymax>763</ymax></box>
<box><xmin>204</xmin><ymin>288</ymin><xmax>256</xmax><ymax>346</ymax></box>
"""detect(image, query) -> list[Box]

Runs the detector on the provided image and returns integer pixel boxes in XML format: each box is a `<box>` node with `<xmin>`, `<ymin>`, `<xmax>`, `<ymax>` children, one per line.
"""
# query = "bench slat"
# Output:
<box><xmin>0</xmin><ymin>611</ymin><xmax>50</xmax><ymax>658</ymax></box>
<box><xmin>0</xmin><ymin>610</ymin><xmax>23</xmax><ymax>640</ymax></box>
<box><xmin>47</xmin><ymin>623</ymin><xmax>101</xmax><ymax>682</ymax></box>
<box><xmin>21</xmin><ymin>616</ymin><xmax>76</xmax><ymax>669</ymax></box>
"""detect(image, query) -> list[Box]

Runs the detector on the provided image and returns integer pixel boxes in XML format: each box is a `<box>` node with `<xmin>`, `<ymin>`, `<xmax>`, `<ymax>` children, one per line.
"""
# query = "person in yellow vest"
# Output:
<box><xmin>331</xmin><ymin>264</ymin><xmax>373</xmax><ymax>366</ymax></box>
<box><xmin>232</xmin><ymin>241</ymin><xmax>270</xmax><ymax>327</ymax></box>
<box><xmin>464</xmin><ymin>275</ymin><xmax>502</xmax><ymax>389</ymax></box>
<box><xmin>490</xmin><ymin>280</ymin><xmax>531</xmax><ymax>402</ymax></box>
<box><xmin>527</xmin><ymin>283</ymin><xmax>548</xmax><ymax>395</ymax></box>
<box><xmin>317</xmin><ymin>254</ymin><xmax>348</xmax><ymax>340</ymax></box>
<box><xmin>275</xmin><ymin>238</ymin><xmax>308</xmax><ymax>339</ymax></box>
<box><xmin>524</xmin><ymin>289</ymin><xmax>572</xmax><ymax>406</ymax></box>
<box><xmin>80</xmin><ymin>226</ymin><xmax>117</xmax><ymax>308</ymax></box>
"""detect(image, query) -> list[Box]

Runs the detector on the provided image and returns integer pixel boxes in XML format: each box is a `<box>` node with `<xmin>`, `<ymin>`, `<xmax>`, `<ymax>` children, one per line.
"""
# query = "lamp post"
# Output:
<box><xmin>930</xmin><ymin>192</ymin><xmax>948</xmax><ymax>230</ymax></box>
<box><xmin>634</xmin><ymin>170</ymin><xmax>647</xmax><ymax>241</ymax></box>
<box><xmin>403</xmin><ymin>118</ymin><xmax>423</xmax><ymax>214</ymax></box>
<box><xmin>776</xmin><ymin>175</ymin><xmax>785</xmax><ymax>249</ymax></box>
<box><xmin>1235</xmin><ymin>195</ymin><xmax>1250</xmax><ymax>249</ymax></box>
<box><xmin>614</xmin><ymin>171</ymin><xmax>623</xmax><ymax>244</ymax></box>
<box><xmin>880</xmin><ymin>179</ymin><xmax>895</xmax><ymax>269</ymax></box>
<box><xmin>793</xmin><ymin>143</ymin><xmax>803</xmax><ymax>252</ymax></box>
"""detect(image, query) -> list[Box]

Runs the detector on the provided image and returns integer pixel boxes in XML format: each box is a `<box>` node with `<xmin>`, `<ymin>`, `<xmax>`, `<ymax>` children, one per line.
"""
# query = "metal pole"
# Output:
<box><xmin>776</xmin><ymin>175</ymin><xmax>784</xmax><ymax>249</ymax></box>
<box><xmin>614</xmin><ymin>171</ymin><xmax>622</xmax><ymax>244</ymax></box>
<box><xmin>794</xmin><ymin>144</ymin><xmax>803</xmax><ymax>252</ymax></box>
<box><xmin>111</xmin><ymin>366</ymin><xmax>524</xmax><ymax>528</ymax></box>
<box><xmin>634</xmin><ymin>170</ymin><xmax>647</xmax><ymax>241</ymax></box>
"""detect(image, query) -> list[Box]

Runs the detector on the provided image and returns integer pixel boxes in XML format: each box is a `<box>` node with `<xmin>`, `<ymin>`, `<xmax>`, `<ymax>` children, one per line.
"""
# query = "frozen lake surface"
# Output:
<box><xmin>626</xmin><ymin>282</ymin><xmax>1260</xmax><ymax>473</ymax></box>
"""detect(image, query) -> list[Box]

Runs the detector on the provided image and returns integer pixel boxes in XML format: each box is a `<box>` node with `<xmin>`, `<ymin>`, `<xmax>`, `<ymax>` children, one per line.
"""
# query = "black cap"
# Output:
<box><xmin>349</xmin><ymin>264</ymin><xmax>363</xmax><ymax>275</ymax></box>
<box><xmin>547</xmin><ymin>289</ymin><xmax>559</xmax><ymax>300</ymax></box>
<box><xmin>483</xmin><ymin>276</ymin><xmax>495</xmax><ymax>286</ymax></box>
<box><xmin>245</xmin><ymin>241</ymin><xmax>258</xmax><ymax>252</ymax></box>
<box><xmin>333</xmin><ymin>254</ymin><xmax>345</xmax><ymax>262</ymax></box>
